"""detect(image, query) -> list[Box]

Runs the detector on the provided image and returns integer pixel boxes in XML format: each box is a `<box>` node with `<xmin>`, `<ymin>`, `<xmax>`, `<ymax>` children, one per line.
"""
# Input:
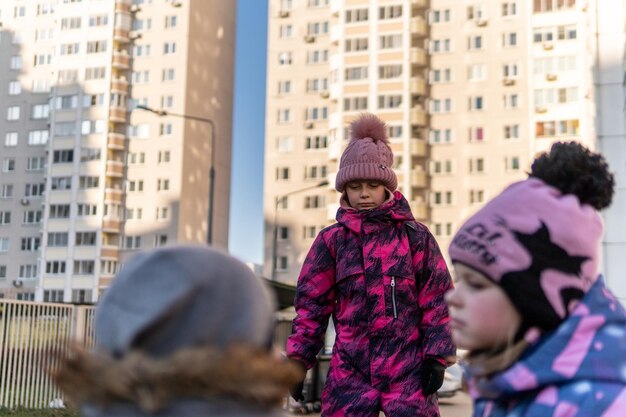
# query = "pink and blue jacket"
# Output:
<box><xmin>469</xmin><ymin>277</ymin><xmax>626</xmax><ymax>417</ymax></box>
<box><xmin>287</xmin><ymin>191</ymin><xmax>455</xmax><ymax>415</ymax></box>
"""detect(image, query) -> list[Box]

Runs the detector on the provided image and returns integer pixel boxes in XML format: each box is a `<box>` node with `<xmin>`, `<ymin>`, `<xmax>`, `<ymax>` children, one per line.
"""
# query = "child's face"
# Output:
<box><xmin>445</xmin><ymin>263</ymin><xmax>521</xmax><ymax>352</ymax></box>
<box><xmin>345</xmin><ymin>180</ymin><xmax>386</xmax><ymax>210</ymax></box>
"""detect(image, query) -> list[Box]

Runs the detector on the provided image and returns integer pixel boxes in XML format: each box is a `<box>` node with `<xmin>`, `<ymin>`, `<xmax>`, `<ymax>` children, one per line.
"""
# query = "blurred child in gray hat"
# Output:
<box><xmin>51</xmin><ymin>245</ymin><xmax>303</xmax><ymax>417</ymax></box>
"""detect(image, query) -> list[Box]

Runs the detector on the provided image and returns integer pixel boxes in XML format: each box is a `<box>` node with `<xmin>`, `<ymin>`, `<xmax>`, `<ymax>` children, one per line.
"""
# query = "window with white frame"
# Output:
<box><xmin>467</xmin><ymin>64</ymin><xmax>486</xmax><ymax>81</ymax></box>
<box><xmin>468</xmin><ymin>157</ymin><xmax>485</xmax><ymax>173</ymax></box>
<box><xmin>430</xmin><ymin>98</ymin><xmax>452</xmax><ymax>113</ymax></box>
<box><xmin>505</xmin><ymin>156</ymin><xmax>521</xmax><ymax>171</ymax></box>
<box><xmin>0</xmin><ymin>211</ymin><xmax>10</xmax><ymax>225</ymax></box>
<box><xmin>345</xmin><ymin>66</ymin><xmax>368</xmax><ymax>81</ymax></box>
<box><xmin>55</xmin><ymin>95</ymin><xmax>78</xmax><ymax>110</ymax></box>
<box><xmin>430</xmin><ymin>9</ymin><xmax>451</xmax><ymax>23</ymax></box>
<box><xmin>503</xmin><ymin>63</ymin><xmax>519</xmax><ymax>78</ymax></box>
<box><xmin>379</xmin><ymin>34</ymin><xmax>403</xmax><ymax>50</ymax></box>
<box><xmin>346</xmin><ymin>8</ymin><xmax>368</xmax><ymax>23</ymax></box>
<box><xmin>304</xmin><ymin>165</ymin><xmax>327</xmax><ymax>179</ymax></box>
<box><xmin>43</xmin><ymin>290</ymin><xmax>64</xmax><ymax>302</ymax></box>
<box><xmin>46</xmin><ymin>261</ymin><xmax>66</xmax><ymax>274</ymax></box>
<box><xmin>430</xmin><ymin>68</ymin><xmax>452</xmax><ymax>83</ymax></box>
<box><xmin>278</xmin><ymin>52</ymin><xmax>292</xmax><ymax>65</ymax></box>
<box><xmin>72</xmin><ymin>289</ymin><xmax>93</xmax><ymax>303</ymax></box>
<box><xmin>504</xmin><ymin>124</ymin><xmax>520</xmax><ymax>140</ymax></box>
<box><xmin>163</xmin><ymin>42</ymin><xmax>176</xmax><ymax>54</ymax></box>
<box><xmin>159</xmin><ymin>123</ymin><xmax>173</xmax><ymax>136</ymax></box>
<box><xmin>156</xmin><ymin>179</ymin><xmax>170</xmax><ymax>191</ymax></box>
<box><xmin>61</xmin><ymin>17</ymin><xmax>82</xmax><ymax>30</ymax></box>
<box><xmin>0</xmin><ymin>185</ymin><xmax>14</xmax><ymax>199</ymax></box>
<box><xmin>344</xmin><ymin>97</ymin><xmax>368</xmax><ymax>112</ymax></box>
<box><xmin>502</xmin><ymin>2</ymin><xmax>517</xmax><ymax>16</ymax></box>
<box><xmin>502</xmin><ymin>32</ymin><xmax>518</xmax><ymax>47</ymax></box>
<box><xmin>31</xmin><ymin>104</ymin><xmax>49</xmax><ymax>119</ymax></box>
<box><xmin>49</xmin><ymin>204</ymin><xmax>71</xmax><ymax>218</ymax></box>
<box><xmin>8</xmin><ymin>81</ymin><xmax>21</xmax><ymax>95</ymax></box>
<box><xmin>162</xmin><ymin>68</ymin><xmax>175</xmax><ymax>81</ymax></box>
<box><xmin>277</xmin><ymin>137</ymin><xmax>293</xmax><ymax>153</ymax></box>
<box><xmin>277</xmin><ymin>109</ymin><xmax>291</xmax><ymax>123</ymax></box>
<box><xmin>7</xmin><ymin>106</ymin><xmax>20</xmax><ymax>121</ymax></box>
<box><xmin>51</xmin><ymin>176</ymin><xmax>72</xmax><ymax>190</ymax></box>
<box><xmin>467</xmin><ymin>5</ymin><xmax>486</xmax><ymax>20</ymax></box>
<box><xmin>278</xmin><ymin>80</ymin><xmax>291</xmax><ymax>94</ymax></box>
<box><xmin>4</xmin><ymin>132</ymin><xmax>18</xmax><ymax>147</ymax></box>
<box><xmin>379</xmin><ymin>5</ymin><xmax>402</xmax><ymax>19</ymax></box>
<box><xmin>85</xmin><ymin>67</ymin><xmax>106</xmax><ymax>80</ymax></box>
<box><xmin>469</xmin><ymin>189</ymin><xmax>485</xmax><ymax>204</ymax></box>
<box><xmin>127</xmin><ymin>180</ymin><xmax>144</xmax><ymax>192</ymax></box>
<box><xmin>503</xmin><ymin>93</ymin><xmax>519</xmax><ymax>109</ymax></box>
<box><xmin>81</xmin><ymin>120</ymin><xmax>106</xmax><ymax>135</ymax></box>
<box><xmin>158</xmin><ymin>150</ymin><xmax>171</xmax><ymax>163</ymax></box>
<box><xmin>535</xmin><ymin>119</ymin><xmax>579</xmax><ymax>137</ymax></box>
<box><xmin>60</xmin><ymin>43</ymin><xmax>80</xmax><ymax>55</ymax></box>
<box><xmin>306</xmin><ymin>78</ymin><xmax>328</xmax><ymax>92</ymax></box>
<box><xmin>276</xmin><ymin>167</ymin><xmax>290</xmax><ymax>180</ymax></box>
<box><xmin>430</xmin><ymin>38</ymin><xmax>451</xmax><ymax>53</ymax></box>
<box><xmin>2</xmin><ymin>159</ymin><xmax>15</xmax><ymax>173</ymax></box>
<box><xmin>24</xmin><ymin>183</ymin><xmax>45</xmax><ymax>197</ymax></box>
<box><xmin>534</xmin><ymin>0</ymin><xmax>575</xmax><ymax>13</ymax></box>
<box><xmin>279</xmin><ymin>24</ymin><xmax>292</xmax><ymax>38</ymax></box>
<box><xmin>534</xmin><ymin>87</ymin><xmax>578</xmax><ymax>106</ymax></box>
<box><xmin>76</xmin><ymin>232</ymin><xmax>97</xmax><ymax>246</ymax></box>
<box><xmin>21</xmin><ymin>237</ymin><xmax>41</xmax><ymax>252</ymax></box>
<box><xmin>345</xmin><ymin>38</ymin><xmax>368</xmax><ymax>52</ymax></box>
<box><xmin>83</xmin><ymin>94</ymin><xmax>105</xmax><ymax>108</ymax></box>
<box><xmin>379</xmin><ymin>64</ymin><xmax>402</xmax><ymax>79</ymax></box>
<box><xmin>77</xmin><ymin>204</ymin><xmax>97</xmax><ymax>216</ymax></box>
<box><xmin>306</xmin><ymin>49</ymin><xmax>328</xmax><ymax>64</ymax></box>
<box><xmin>89</xmin><ymin>14</ymin><xmax>109</xmax><ymax>26</ymax></box>
<box><xmin>73</xmin><ymin>260</ymin><xmax>95</xmax><ymax>275</ymax></box>
<box><xmin>305</xmin><ymin>135</ymin><xmax>327</xmax><ymax>149</ymax></box>
<box><xmin>0</xmin><ymin>238</ymin><xmax>8</xmax><ymax>252</ymax></box>
<box><xmin>378</xmin><ymin>95</ymin><xmax>402</xmax><ymax>109</ymax></box>
<box><xmin>23</xmin><ymin>210</ymin><xmax>42</xmax><ymax>224</ymax></box>
<box><xmin>467</xmin><ymin>35</ymin><xmax>483</xmax><ymax>50</ymax></box>
<box><xmin>125</xmin><ymin>236</ymin><xmax>142</xmax><ymax>249</ymax></box>
<box><xmin>156</xmin><ymin>207</ymin><xmax>169</xmax><ymax>220</ymax></box>
<box><xmin>19</xmin><ymin>265</ymin><xmax>37</xmax><ymax>279</ymax></box>
<box><xmin>307</xmin><ymin>21</ymin><xmax>329</xmax><ymax>36</ymax></box>
<box><xmin>304</xmin><ymin>195</ymin><xmax>326</xmax><ymax>209</ymax></box>
<box><xmin>468</xmin><ymin>126</ymin><xmax>485</xmax><ymax>142</ymax></box>
<box><xmin>468</xmin><ymin>96</ymin><xmax>484</xmax><ymax>111</ymax></box>
<box><xmin>305</xmin><ymin>106</ymin><xmax>328</xmax><ymax>120</ymax></box>
<box><xmin>10</xmin><ymin>56</ymin><xmax>22</xmax><ymax>70</ymax></box>
<box><xmin>429</xmin><ymin>129</ymin><xmax>453</xmax><ymax>144</ymax></box>
<box><xmin>165</xmin><ymin>15</ymin><xmax>177</xmax><ymax>28</ymax></box>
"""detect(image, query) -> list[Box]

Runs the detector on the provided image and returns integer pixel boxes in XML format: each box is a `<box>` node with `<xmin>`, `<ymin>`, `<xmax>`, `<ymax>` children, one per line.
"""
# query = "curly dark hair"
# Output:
<box><xmin>529</xmin><ymin>141</ymin><xmax>614</xmax><ymax>210</ymax></box>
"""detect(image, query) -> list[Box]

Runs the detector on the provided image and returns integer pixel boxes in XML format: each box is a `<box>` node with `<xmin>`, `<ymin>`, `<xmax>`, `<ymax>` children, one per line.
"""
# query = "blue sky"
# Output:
<box><xmin>228</xmin><ymin>1</ymin><xmax>268</xmax><ymax>265</ymax></box>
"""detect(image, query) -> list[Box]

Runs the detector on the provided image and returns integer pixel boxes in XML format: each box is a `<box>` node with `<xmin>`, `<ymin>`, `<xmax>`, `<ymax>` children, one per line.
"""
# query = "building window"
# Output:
<box><xmin>154</xmin><ymin>234</ymin><xmax>168</xmax><ymax>247</ymax></box>
<box><xmin>7</xmin><ymin>106</ymin><xmax>20</xmax><ymax>121</ymax></box>
<box><xmin>125</xmin><ymin>236</ymin><xmax>142</xmax><ymax>249</ymax></box>
<box><xmin>277</xmin><ymin>137</ymin><xmax>293</xmax><ymax>153</ymax></box>
<box><xmin>163</xmin><ymin>42</ymin><xmax>176</xmax><ymax>54</ymax></box>
<box><xmin>305</xmin><ymin>107</ymin><xmax>328</xmax><ymax>121</ymax></box>
<box><xmin>21</xmin><ymin>237</ymin><xmax>41</xmax><ymax>252</ymax></box>
<box><xmin>468</xmin><ymin>96</ymin><xmax>484</xmax><ymax>111</ymax></box>
<box><xmin>430</xmin><ymin>98</ymin><xmax>452</xmax><ymax>114</ymax></box>
<box><xmin>76</xmin><ymin>232</ymin><xmax>97</xmax><ymax>246</ymax></box>
<box><xmin>469</xmin><ymin>158</ymin><xmax>485</xmax><ymax>173</ymax></box>
<box><xmin>469</xmin><ymin>127</ymin><xmax>485</xmax><ymax>142</ymax></box>
<box><xmin>378</xmin><ymin>64</ymin><xmax>402</xmax><ymax>80</ymax></box>
<box><xmin>431</xmin><ymin>9</ymin><xmax>451</xmax><ymax>23</ymax></box>
<box><xmin>28</xmin><ymin>130</ymin><xmax>49</xmax><ymax>146</ymax></box>
<box><xmin>469</xmin><ymin>190</ymin><xmax>485</xmax><ymax>204</ymax></box>
<box><xmin>0</xmin><ymin>211</ymin><xmax>11</xmax><ymax>225</ymax></box>
<box><xmin>0</xmin><ymin>238</ymin><xmax>9</xmax><ymax>252</ymax></box>
<box><xmin>533</xmin><ymin>0</ymin><xmax>576</xmax><ymax>13</ymax></box>
<box><xmin>43</xmin><ymin>290</ymin><xmax>64</xmax><ymax>303</ymax></box>
<box><xmin>23</xmin><ymin>210</ymin><xmax>42</xmax><ymax>224</ymax></box>
<box><xmin>72</xmin><ymin>289</ymin><xmax>93</xmax><ymax>303</ymax></box>
<box><xmin>502</xmin><ymin>2</ymin><xmax>518</xmax><ymax>16</ymax></box>
<box><xmin>278</xmin><ymin>80</ymin><xmax>291</xmax><ymax>94</ymax></box>
<box><xmin>276</xmin><ymin>167</ymin><xmax>290</xmax><ymax>180</ymax></box>
<box><xmin>503</xmin><ymin>94</ymin><xmax>519</xmax><ymax>109</ymax></box>
<box><xmin>379</xmin><ymin>5</ymin><xmax>402</xmax><ymax>19</ymax></box>
<box><xmin>19</xmin><ymin>265</ymin><xmax>37</xmax><ymax>279</ymax></box>
<box><xmin>504</xmin><ymin>124</ymin><xmax>520</xmax><ymax>140</ymax></box>
<box><xmin>8</xmin><ymin>81</ymin><xmax>21</xmax><ymax>95</ymax></box>
<box><xmin>502</xmin><ymin>32</ymin><xmax>518</xmax><ymax>47</ymax></box>
<box><xmin>24</xmin><ymin>183</ymin><xmax>45</xmax><ymax>197</ymax></box>
<box><xmin>60</xmin><ymin>43</ymin><xmax>80</xmax><ymax>55</ymax></box>
<box><xmin>51</xmin><ymin>176</ymin><xmax>72</xmax><ymax>190</ymax></box>
<box><xmin>46</xmin><ymin>261</ymin><xmax>66</xmax><ymax>275</ymax></box>
<box><xmin>10</xmin><ymin>56</ymin><xmax>22</xmax><ymax>70</ymax></box>
<box><xmin>77</xmin><ymin>204</ymin><xmax>97</xmax><ymax>216</ymax></box>
<box><xmin>4</xmin><ymin>132</ymin><xmax>18</xmax><ymax>147</ymax></box>
<box><xmin>279</xmin><ymin>226</ymin><xmax>289</xmax><ymax>240</ymax></box>
<box><xmin>430</xmin><ymin>38</ymin><xmax>451</xmax><ymax>53</ymax></box>
<box><xmin>49</xmin><ymin>205</ymin><xmax>71</xmax><ymax>219</ymax></box>
<box><xmin>345</xmin><ymin>38</ymin><xmax>368</xmax><ymax>52</ymax></box>
<box><xmin>165</xmin><ymin>15</ymin><xmax>177</xmax><ymax>28</ymax></box>
<box><xmin>1</xmin><ymin>159</ymin><xmax>15</xmax><ymax>173</ymax></box>
<box><xmin>158</xmin><ymin>150</ymin><xmax>171</xmax><ymax>163</ymax></box>
<box><xmin>306</xmin><ymin>49</ymin><xmax>329</xmax><ymax>64</ymax></box>
<box><xmin>467</xmin><ymin>35</ymin><xmax>483</xmax><ymax>51</ymax></box>
<box><xmin>0</xmin><ymin>185</ymin><xmax>14</xmax><ymax>199</ymax></box>
<box><xmin>156</xmin><ymin>179</ymin><xmax>170</xmax><ymax>191</ymax></box>
<box><xmin>304</xmin><ymin>195</ymin><xmax>325</xmax><ymax>209</ymax></box>
<box><xmin>505</xmin><ymin>156</ymin><xmax>521</xmax><ymax>171</ymax></box>
<box><xmin>48</xmin><ymin>232</ymin><xmax>69</xmax><ymax>247</ymax></box>
<box><xmin>378</xmin><ymin>95</ymin><xmax>402</xmax><ymax>109</ymax></box>
<box><xmin>535</xmin><ymin>119</ymin><xmax>580</xmax><ymax>137</ymax></box>
<box><xmin>74</xmin><ymin>260</ymin><xmax>95</xmax><ymax>275</ymax></box>
<box><xmin>277</xmin><ymin>109</ymin><xmax>291</xmax><ymax>123</ymax></box>
<box><xmin>430</xmin><ymin>68</ymin><xmax>452</xmax><ymax>83</ymax></box>
<box><xmin>305</xmin><ymin>135</ymin><xmax>328</xmax><ymax>149</ymax></box>
<box><xmin>346</xmin><ymin>8</ymin><xmax>368</xmax><ymax>23</ymax></box>
<box><xmin>278</xmin><ymin>52</ymin><xmax>292</xmax><ymax>66</ymax></box>
<box><xmin>344</xmin><ymin>97</ymin><xmax>368</xmax><ymax>112</ymax></box>
<box><xmin>379</xmin><ymin>34</ymin><xmax>403</xmax><ymax>50</ymax></box>
<box><xmin>162</xmin><ymin>68</ymin><xmax>175</xmax><ymax>81</ymax></box>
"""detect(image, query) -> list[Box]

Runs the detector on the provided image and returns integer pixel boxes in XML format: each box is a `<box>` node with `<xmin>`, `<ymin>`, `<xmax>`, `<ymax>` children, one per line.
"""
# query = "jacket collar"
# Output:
<box><xmin>336</xmin><ymin>191</ymin><xmax>415</xmax><ymax>234</ymax></box>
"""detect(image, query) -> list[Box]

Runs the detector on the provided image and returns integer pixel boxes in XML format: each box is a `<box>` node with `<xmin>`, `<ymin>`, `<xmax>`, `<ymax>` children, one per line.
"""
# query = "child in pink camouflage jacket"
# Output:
<box><xmin>286</xmin><ymin>113</ymin><xmax>456</xmax><ymax>417</ymax></box>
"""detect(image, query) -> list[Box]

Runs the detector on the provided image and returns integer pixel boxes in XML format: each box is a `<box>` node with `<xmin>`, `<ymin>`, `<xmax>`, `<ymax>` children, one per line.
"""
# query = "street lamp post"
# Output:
<box><xmin>135</xmin><ymin>105</ymin><xmax>216</xmax><ymax>245</ymax></box>
<box><xmin>271</xmin><ymin>180</ymin><xmax>329</xmax><ymax>281</ymax></box>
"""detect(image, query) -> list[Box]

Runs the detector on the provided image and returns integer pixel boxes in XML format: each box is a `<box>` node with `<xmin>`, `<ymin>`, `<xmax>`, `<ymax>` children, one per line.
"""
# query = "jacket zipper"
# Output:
<box><xmin>391</xmin><ymin>276</ymin><xmax>397</xmax><ymax>319</ymax></box>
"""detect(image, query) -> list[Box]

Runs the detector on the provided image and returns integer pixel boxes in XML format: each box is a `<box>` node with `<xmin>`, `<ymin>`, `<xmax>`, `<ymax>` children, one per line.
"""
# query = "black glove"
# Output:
<box><xmin>421</xmin><ymin>357</ymin><xmax>446</xmax><ymax>396</ymax></box>
<box><xmin>289</xmin><ymin>360</ymin><xmax>307</xmax><ymax>402</ymax></box>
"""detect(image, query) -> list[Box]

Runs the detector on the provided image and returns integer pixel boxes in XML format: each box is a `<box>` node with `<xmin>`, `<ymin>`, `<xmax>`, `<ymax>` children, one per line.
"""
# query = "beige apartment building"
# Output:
<box><xmin>264</xmin><ymin>0</ymin><xmax>626</xmax><ymax>293</ymax></box>
<box><xmin>0</xmin><ymin>0</ymin><xmax>235</xmax><ymax>302</ymax></box>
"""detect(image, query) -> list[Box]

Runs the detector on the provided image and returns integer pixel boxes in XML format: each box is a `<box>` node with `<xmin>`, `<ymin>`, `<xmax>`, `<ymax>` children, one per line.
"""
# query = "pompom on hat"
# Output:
<box><xmin>335</xmin><ymin>113</ymin><xmax>398</xmax><ymax>192</ymax></box>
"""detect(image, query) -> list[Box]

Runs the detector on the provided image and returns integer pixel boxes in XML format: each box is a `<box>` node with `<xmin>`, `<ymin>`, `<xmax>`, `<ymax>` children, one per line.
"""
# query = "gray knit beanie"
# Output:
<box><xmin>95</xmin><ymin>245</ymin><xmax>275</xmax><ymax>357</ymax></box>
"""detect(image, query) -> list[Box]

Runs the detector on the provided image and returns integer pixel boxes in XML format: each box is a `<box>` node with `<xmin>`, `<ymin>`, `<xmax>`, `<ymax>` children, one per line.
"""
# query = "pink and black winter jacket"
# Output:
<box><xmin>287</xmin><ymin>191</ymin><xmax>455</xmax><ymax>390</ymax></box>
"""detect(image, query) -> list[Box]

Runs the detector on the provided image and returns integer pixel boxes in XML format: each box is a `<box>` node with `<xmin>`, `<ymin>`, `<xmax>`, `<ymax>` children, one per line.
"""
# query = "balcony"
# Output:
<box><xmin>107</xmin><ymin>133</ymin><xmax>126</xmax><ymax>150</ymax></box>
<box><xmin>410</xmin><ymin>139</ymin><xmax>427</xmax><ymax>157</ymax></box>
<box><xmin>410</xmin><ymin>17</ymin><xmax>427</xmax><ymax>37</ymax></box>
<box><xmin>115</xmin><ymin>0</ymin><xmax>131</xmax><ymax>13</ymax></box>
<box><xmin>111</xmin><ymin>77</ymin><xmax>129</xmax><ymax>93</ymax></box>
<box><xmin>101</xmin><ymin>246</ymin><xmax>120</xmax><ymax>258</ymax></box>
<box><xmin>410</xmin><ymin>77</ymin><xmax>426</xmax><ymax>95</ymax></box>
<box><xmin>102</xmin><ymin>219</ymin><xmax>122</xmax><ymax>233</ymax></box>
<box><xmin>112</xmin><ymin>52</ymin><xmax>130</xmax><ymax>70</ymax></box>
<box><xmin>411</xmin><ymin>170</ymin><xmax>427</xmax><ymax>188</ymax></box>
<box><xmin>411</xmin><ymin>0</ymin><xmax>428</xmax><ymax>9</ymax></box>
<box><xmin>106</xmin><ymin>161</ymin><xmax>124</xmax><ymax>178</ymax></box>
<box><xmin>410</xmin><ymin>107</ymin><xmax>427</xmax><ymax>126</ymax></box>
<box><xmin>113</xmin><ymin>28</ymin><xmax>130</xmax><ymax>43</ymax></box>
<box><xmin>410</xmin><ymin>201</ymin><xmax>428</xmax><ymax>221</ymax></box>
<box><xmin>410</xmin><ymin>47</ymin><xmax>427</xmax><ymax>67</ymax></box>
<box><xmin>104</xmin><ymin>188</ymin><xmax>123</xmax><ymax>203</ymax></box>
<box><xmin>109</xmin><ymin>106</ymin><xmax>127</xmax><ymax>123</ymax></box>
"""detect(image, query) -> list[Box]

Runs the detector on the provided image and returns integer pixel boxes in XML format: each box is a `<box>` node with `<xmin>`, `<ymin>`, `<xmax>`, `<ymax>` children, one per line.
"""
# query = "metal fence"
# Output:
<box><xmin>0</xmin><ymin>300</ymin><xmax>95</xmax><ymax>409</ymax></box>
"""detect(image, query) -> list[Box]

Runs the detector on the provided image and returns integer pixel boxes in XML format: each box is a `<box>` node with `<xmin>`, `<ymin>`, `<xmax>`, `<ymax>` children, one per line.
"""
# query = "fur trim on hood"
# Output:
<box><xmin>50</xmin><ymin>344</ymin><xmax>304</xmax><ymax>413</ymax></box>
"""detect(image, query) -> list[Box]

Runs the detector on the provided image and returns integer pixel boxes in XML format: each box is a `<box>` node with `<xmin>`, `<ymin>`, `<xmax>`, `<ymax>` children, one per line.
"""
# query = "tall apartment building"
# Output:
<box><xmin>264</xmin><ymin>0</ymin><xmax>626</xmax><ymax>299</ymax></box>
<box><xmin>0</xmin><ymin>0</ymin><xmax>235</xmax><ymax>302</ymax></box>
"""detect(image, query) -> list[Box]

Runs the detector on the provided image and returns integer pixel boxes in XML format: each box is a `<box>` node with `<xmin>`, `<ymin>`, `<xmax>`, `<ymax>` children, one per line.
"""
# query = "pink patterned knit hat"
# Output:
<box><xmin>449</xmin><ymin>178</ymin><xmax>604</xmax><ymax>331</ymax></box>
<box><xmin>335</xmin><ymin>113</ymin><xmax>397</xmax><ymax>192</ymax></box>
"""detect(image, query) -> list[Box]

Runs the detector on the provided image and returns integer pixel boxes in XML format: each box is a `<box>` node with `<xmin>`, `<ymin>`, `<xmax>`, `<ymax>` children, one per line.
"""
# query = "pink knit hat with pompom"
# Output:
<box><xmin>335</xmin><ymin>113</ymin><xmax>397</xmax><ymax>192</ymax></box>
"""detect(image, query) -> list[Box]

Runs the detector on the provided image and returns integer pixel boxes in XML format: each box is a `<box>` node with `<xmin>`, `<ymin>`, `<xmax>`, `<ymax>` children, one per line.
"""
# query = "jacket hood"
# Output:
<box><xmin>468</xmin><ymin>277</ymin><xmax>626</xmax><ymax>400</ymax></box>
<box><xmin>336</xmin><ymin>191</ymin><xmax>415</xmax><ymax>234</ymax></box>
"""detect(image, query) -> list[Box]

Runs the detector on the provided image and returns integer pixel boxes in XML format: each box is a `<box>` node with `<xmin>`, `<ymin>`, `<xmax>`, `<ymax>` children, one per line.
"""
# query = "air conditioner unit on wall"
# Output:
<box><xmin>279</xmin><ymin>10</ymin><xmax>290</xmax><ymax>18</ymax></box>
<box><xmin>502</xmin><ymin>78</ymin><xmax>516</xmax><ymax>86</ymax></box>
